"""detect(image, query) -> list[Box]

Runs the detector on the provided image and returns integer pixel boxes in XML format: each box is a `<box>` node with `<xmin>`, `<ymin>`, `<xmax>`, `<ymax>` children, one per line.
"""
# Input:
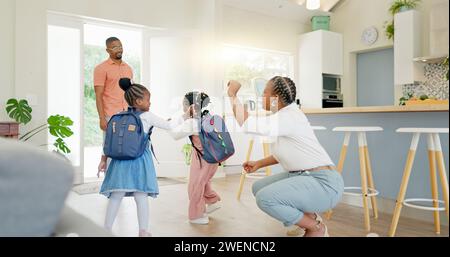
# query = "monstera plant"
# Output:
<box><xmin>5</xmin><ymin>98</ymin><xmax>74</xmax><ymax>154</ymax></box>
<box><xmin>443</xmin><ymin>56</ymin><xmax>449</xmax><ymax>81</ymax></box>
<box><xmin>385</xmin><ymin>0</ymin><xmax>421</xmax><ymax>40</ymax></box>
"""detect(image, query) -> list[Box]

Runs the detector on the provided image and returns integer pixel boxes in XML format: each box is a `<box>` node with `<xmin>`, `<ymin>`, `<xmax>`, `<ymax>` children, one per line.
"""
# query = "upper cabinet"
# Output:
<box><xmin>430</xmin><ymin>0</ymin><xmax>449</xmax><ymax>57</ymax></box>
<box><xmin>394</xmin><ymin>10</ymin><xmax>424</xmax><ymax>85</ymax></box>
<box><xmin>321</xmin><ymin>31</ymin><xmax>344</xmax><ymax>75</ymax></box>
<box><xmin>299</xmin><ymin>30</ymin><xmax>343</xmax><ymax>76</ymax></box>
<box><xmin>298</xmin><ymin>30</ymin><xmax>343</xmax><ymax>108</ymax></box>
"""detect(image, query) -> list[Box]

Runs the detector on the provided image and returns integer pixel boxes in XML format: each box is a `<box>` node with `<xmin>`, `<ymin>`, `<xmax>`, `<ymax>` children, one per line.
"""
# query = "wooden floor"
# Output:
<box><xmin>66</xmin><ymin>174</ymin><xmax>449</xmax><ymax>237</ymax></box>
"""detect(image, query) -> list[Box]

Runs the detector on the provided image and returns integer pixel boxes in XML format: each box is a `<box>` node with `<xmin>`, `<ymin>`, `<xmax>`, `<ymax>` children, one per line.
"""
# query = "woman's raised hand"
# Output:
<box><xmin>183</xmin><ymin>105</ymin><xmax>195</xmax><ymax>120</ymax></box>
<box><xmin>227</xmin><ymin>80</ymin><xmax>242</xmax><ymax>97</ymax></box>
<box><xmin>242</xmin><ymin>161</ymin><xmax>260</xmax><ymax>173</ymax></box>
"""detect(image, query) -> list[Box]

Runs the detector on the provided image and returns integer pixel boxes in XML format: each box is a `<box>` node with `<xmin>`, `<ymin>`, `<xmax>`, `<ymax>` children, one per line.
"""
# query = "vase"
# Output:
<box><xmin>399</xmin><ymin>6</ymin><xmax>413</xmax><ymax>12</ymax></box>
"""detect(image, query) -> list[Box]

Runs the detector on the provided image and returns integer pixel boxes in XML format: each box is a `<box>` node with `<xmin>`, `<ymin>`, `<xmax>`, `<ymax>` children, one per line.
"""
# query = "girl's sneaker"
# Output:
<box><xmin>189</xmin><ymin>216</ymin><xmax>209</xmax><ymax>225</ymax></box>
<box><xmin>206</xmin><ymin>202</ymin><xmax>221</xmax><ymax>214</ymax></box>
<box><xmin>139</xmin><ymin>230</ymin><xmax>152</xmax><ymax>237</ymax></box>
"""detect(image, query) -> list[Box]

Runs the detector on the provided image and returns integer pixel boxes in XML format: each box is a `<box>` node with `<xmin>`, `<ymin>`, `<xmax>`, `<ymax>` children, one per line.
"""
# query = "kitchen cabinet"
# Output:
<box><xmin>394</xmin><ymin>10</ymin><xmax>424</xmax><ymax>85</ymax></box>
<box><xmin>298</xmin><ymin>30</ymin><xmax>343</xmax><ymax>108</ymax></box>
<box><xmin>430</xmin><ymin>0</ymin><xmax>449</xmax><ymax>57</ymax></box>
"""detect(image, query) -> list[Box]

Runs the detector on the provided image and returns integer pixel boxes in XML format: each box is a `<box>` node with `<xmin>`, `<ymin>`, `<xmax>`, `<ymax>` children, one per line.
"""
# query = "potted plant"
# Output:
<box><xmin>399</xmin><ymin>92</ymin><xmax>414</xmax><ymax>106</ymax></box>
<box><xmin>443</xmin><ymin>56</ymin><xmax>449</xmax><ymax>81</ymax></box>
<box><xmin>384</xmin><ymin>20</ymin><xmax>395</xmax><ymax>40</ymax></box>
<box><xmin>385</xmin><ymin>0</ymin><xmax>421</xmax><ymax>40</ymax></box>
<box><xmin>389</xmin><ymin>0</ymin><xmax>421</xmax><ymax>15</ymax></box>
<box><xmin>182</xmin><ymin>143</ymin><xmax>193</xmax><ymax>166</ymax></box>
<box><xmin>5</xmin><ymin>98</ymin><xmax>74</xmax><ymax>154</ymax></box>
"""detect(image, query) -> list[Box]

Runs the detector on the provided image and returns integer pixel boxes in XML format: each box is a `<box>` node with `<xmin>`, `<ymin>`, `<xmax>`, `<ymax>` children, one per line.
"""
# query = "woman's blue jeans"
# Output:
<box><xmin>252</xmin><ymin>170</ymin><xmax>344</xmax><ymax>227</ymax></box>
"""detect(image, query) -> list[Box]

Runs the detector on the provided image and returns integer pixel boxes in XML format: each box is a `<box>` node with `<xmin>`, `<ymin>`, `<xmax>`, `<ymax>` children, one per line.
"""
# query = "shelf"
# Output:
<box><xmin>413</xmin><ymin>56</ymin><xmax>448</xmax><ymax>64</ymax></box>
<box><xmin>302</xmin><ymin>104</ymin><xmax>449</xmax><ymax>114</ymax></box>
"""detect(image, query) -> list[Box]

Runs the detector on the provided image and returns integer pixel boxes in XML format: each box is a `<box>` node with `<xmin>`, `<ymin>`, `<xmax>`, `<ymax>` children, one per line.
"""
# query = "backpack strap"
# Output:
<box><xmin>189</xmin><ymin>135</ymin><xmax>203</xmax><ymax>168</ymax></box>
<box><xmin>148</xmin><ymin>126</ymin><xmax>160</xmax><ymax>164</ymax></box>
<box><xmin>190</xmin><ymin>116</ymin><xmax>206</xmax><ymax>168</ymax></box>
<box><xmin>130</xmin><ymin>107</ymin><xmax>159</xmax><ymax>164</ymax></box>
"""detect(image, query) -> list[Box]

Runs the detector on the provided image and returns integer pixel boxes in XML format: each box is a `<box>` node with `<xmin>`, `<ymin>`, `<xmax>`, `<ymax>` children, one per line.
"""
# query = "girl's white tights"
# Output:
<box><xmin>104</xmin><ymin>192</ymin><xmax>149</xmax><ymax>234</ymax></box>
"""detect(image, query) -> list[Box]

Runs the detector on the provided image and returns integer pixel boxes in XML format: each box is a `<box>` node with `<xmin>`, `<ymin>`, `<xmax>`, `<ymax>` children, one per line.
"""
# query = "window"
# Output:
<box><xmin>222</xmin><ymin>45</ymin><xmax>294</xmax><ymax>95</ymax></box>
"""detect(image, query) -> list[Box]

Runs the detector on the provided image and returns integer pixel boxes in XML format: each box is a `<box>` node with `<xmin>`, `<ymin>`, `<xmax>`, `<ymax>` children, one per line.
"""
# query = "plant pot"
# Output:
<box><xmin>0</xmin><ymin>122</ymin><xmax>19</xmax><ymax>139</ymax></box>
<box><xmin>399</xmin><ymin>6</ymin><xmax>413</xmax><ymax>12</ymax></box>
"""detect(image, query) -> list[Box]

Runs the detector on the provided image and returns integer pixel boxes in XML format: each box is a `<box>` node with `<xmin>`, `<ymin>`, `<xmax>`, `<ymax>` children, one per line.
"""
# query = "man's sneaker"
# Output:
<box><xmin>189</xmin><ymin>216</ymin><xmax>209</xmax><ymax>225</ymax></box>
<box><xmin>206</xmin><ymin>202</ymin><xmax>221</xmax><ymax>214</ymax></box>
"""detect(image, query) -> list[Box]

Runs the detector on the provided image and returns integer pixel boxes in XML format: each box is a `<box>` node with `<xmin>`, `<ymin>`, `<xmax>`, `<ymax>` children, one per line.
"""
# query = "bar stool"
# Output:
<box><xmin>236</xmin><ymin>126</ymin><xmax>327</xmax><ymax>201</ymax></box>
<box><xmin>389</xmin><ymin>128</ymin><xmax>449</xmax><ymax>237</ymax></box>
<box><xmin>326</xmin><ymin>126</ymin><xmax>383</xmax><ymax>232</ymax></box>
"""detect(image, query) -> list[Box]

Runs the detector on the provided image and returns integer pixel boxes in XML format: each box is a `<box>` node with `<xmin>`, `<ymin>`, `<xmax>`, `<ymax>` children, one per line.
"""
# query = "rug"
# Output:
<box><xmin>72</xmin><ymin>177</ymin><xmax>187</xmax><ymax>195</ymax></box>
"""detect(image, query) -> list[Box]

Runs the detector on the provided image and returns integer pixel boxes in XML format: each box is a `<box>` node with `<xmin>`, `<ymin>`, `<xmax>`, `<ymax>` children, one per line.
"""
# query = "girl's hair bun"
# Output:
<box><xmin>119</xmin><ymin>78</ymin><xmax>133</xmax><ymax>91</ymax></box>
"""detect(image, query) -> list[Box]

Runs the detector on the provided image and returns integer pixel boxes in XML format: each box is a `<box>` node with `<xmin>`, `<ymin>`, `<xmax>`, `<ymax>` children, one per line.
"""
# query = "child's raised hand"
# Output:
<box><xmin>242</xmin><ymin>161</ymin><xmax>259</xmax><ymax>173</ymax></box>
<box><xmin>97</xmin><ymin>160</ymin><xmax>107</xmax><ymax>178</ymax></box>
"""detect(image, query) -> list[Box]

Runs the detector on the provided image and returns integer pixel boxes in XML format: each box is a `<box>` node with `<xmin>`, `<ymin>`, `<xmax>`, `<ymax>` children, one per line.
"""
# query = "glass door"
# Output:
<box><xmin>47</xmin><ymin>13</ymin><xmax>84</xmax><ymax>184</ymax></box>
<box><xmin>82</xmin><ymin>23</ymin><xmax>143</xmax><ymax>180</ymax></box>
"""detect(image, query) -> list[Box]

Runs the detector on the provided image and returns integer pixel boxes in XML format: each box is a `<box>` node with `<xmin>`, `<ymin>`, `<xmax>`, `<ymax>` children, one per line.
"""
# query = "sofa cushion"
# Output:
<box><xmin>0</xmin><ymin>138</ymin><xmax>74</xmax><ymax>236</ymax></box>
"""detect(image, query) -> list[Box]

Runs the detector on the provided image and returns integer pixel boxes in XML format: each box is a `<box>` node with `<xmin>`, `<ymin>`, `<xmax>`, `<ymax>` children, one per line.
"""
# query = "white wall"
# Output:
<box><xmin>222</xmin><ymin>5</ymin><xmax>310</xmax><ymax>85</ymax></box>
<box><xmin>0</xmin><ymin>0</ymin><xmax>15</xmax><ymax>121</ymax></box>
<box><xmin>331</xmin><ymin>0</ymin><xmax>449</xmax><ymax>107</ymax></box>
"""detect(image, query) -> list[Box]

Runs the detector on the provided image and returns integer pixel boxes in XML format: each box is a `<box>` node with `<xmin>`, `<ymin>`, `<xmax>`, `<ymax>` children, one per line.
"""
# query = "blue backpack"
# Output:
<box><xmin>103</xmin><ymin>107</ymin><xmax>156</xmax><ymax>161</ymax></box>
<box><xmin>190</xmin><ymin>113</ymin><xmax>235</xmax><ymax>164</ymax></box>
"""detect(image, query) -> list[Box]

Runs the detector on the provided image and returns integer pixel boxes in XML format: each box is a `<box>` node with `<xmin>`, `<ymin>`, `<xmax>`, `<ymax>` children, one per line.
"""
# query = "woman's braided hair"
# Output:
<box><xmin>269</xmin><ymin>76</ymin><xmax>297</xmax><ymax>105</ymax></box>
<box><xmin>119</xmin><ymin>78</ymin><xmax>150</xmax><ymax>106</ymax></box>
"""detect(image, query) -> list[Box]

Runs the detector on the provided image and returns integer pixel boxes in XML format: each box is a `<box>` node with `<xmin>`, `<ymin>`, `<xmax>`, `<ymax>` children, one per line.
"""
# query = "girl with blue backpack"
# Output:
<box><xmin>98</xmin><ymin>78</ymin><xmax>190</xmax><ymax>237</ymax></box>
<box><xmin>168</xmin><ymin>91</ymin><xmax>234</xmax><ymax>225</ymax></box>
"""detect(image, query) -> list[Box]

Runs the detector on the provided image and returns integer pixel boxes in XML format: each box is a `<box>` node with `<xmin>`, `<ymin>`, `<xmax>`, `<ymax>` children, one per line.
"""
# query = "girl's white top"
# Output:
<box><xmin>167</xmin><ymin>115</ymin><xmax>200</xmax><ymax>140</ymax></box>
<box><xmin>140</xmin><ymin>111</ymin><xmax>183</xmax><ymax>132</ymax></box>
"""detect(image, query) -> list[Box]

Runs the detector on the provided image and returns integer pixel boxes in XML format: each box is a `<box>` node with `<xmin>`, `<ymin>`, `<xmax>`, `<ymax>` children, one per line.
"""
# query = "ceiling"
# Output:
<box><xmin>222</xmin><ymin>0</ymin><xmax>343</xmax><ymax>23</ymax></box>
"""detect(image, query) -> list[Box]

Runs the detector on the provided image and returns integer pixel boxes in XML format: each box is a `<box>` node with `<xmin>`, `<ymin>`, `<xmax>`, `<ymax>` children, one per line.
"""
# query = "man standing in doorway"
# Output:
<box><xmin>94</xmin><ymin>37</ymin><xmax>134</xmax><ymax>131</ymax></box>
<box><xmin>94</xmin><ymin>37</ymin><xmax>134</xmax><ymax>177</ymax></box>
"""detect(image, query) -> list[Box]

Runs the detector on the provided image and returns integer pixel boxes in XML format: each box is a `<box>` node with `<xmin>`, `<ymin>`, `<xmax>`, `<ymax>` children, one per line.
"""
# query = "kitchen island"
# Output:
<box><xmin>303</xmin><ymin>104</ymin><xmax>449</xmax><ymax>223</ymax></box>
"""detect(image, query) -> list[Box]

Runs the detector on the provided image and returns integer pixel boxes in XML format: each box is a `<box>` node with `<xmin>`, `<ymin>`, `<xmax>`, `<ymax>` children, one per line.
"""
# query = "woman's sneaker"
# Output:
<box><xmin>314</xmin><ymin>213</ymin><xmax>323</xmax><ymax>223</ymax></box>
<box><xmin>206</xmin><ymin>202</ymin><xmax>221</xmax><ymax>214</ymax></box>
<box><xmin>304</xmin><ymin>221</ymin><xmax>329</xmax><ymax>237</ymax></box>
<box><xmin>286</xmin><ymin>213</ymin><xmax>323</xmax><ymax>236</ymax></box>
<box><xmin>189</xmin><ymin>216</ymin><xmax>209</xmax><ymax>225</ymax></box>
<box><xmin>286</xmin><ymin>226</ymin><xmax>305</xmax><ymax>236</ymax></box>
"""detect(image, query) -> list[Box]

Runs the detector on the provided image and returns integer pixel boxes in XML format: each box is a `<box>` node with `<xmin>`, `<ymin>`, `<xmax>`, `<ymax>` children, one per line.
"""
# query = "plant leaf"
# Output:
<box><xmin>54</xmin><ymin>138</ymin><xmax>71</xmax><ymax>154</ymax></box>
<box><xmin>47</xmin><ymin>115</ymin><xmax>74</xmax><ymax>139</ymax></box>
<box><xmin>5</xmin><ymin>98</ymin><xmax>32</xmax><ymax>125</ymax></box>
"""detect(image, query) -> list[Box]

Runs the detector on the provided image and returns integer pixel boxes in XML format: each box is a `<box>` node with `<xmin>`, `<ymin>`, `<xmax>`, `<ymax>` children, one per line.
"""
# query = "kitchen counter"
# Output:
<box><xmin>302</xmin><ymin>104</ymin><xmax>449</xmax><ymax>114</ymax></box>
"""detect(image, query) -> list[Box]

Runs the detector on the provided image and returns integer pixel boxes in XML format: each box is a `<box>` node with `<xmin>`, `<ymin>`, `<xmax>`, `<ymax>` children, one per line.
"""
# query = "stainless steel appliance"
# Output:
<box><xmin>323</xmin><ymin>74</ymin><xmax>343</xmax><ymax>108</ymax></box>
